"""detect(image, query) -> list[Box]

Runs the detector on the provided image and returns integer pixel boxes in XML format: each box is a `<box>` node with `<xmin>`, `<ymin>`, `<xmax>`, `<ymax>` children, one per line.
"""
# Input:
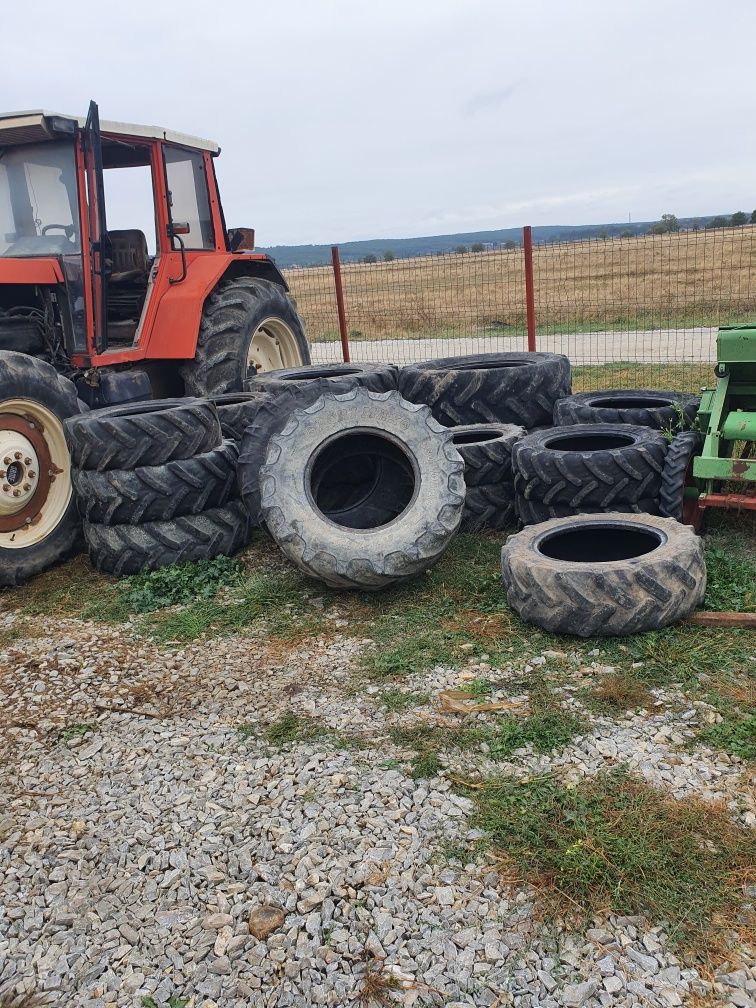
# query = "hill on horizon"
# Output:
<box><xmin>258</xmin><ymin>215</ymin><xmax>739</xmax><ymax>267</ymax></box>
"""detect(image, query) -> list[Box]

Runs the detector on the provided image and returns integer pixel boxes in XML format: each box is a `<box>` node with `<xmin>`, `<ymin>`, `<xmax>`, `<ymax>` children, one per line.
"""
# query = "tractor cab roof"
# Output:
<box><xmin>0</xmin><ymin>110</ymin><xmax>220</xmax><ymax>154</ymax></box>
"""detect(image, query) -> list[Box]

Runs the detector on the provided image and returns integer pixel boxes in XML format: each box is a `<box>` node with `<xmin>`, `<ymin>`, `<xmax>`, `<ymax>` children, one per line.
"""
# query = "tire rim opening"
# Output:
<box><xmin>590</xmin><ymin>396</ymin><xmax>674</xmax><ymax>409</ymax></box>
<box><xmin>309</xmin><ymin>432</ymin><xmax>416</xmax><ymax>529</ymax></box>
<box><xmin>280</xmin><ymin>367</ymin><xmax>361</xmax><ymax>381</ymax></box>
<box><xmin>538</xmin><ymin>525</ymin><xmax>664</xmax><ymax>563</ymax></box>
<box><xmin>452</xmin><ymin>430</ymin><xmax>501</xmax><ymax>446</ymax></box>
<box><xmin>546</xmin><ymin>432</ymin><xmax>636</xmax><ymax>452</ymax></box>
<box><xmin>450</xmin><ymin>360</ymin><xmax>532</xmax><ymax>371</ymax></box>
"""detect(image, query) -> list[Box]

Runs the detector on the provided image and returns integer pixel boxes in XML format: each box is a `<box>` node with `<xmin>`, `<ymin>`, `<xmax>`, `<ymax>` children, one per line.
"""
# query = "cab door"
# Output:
<box><xmin>82</xmin><ymin>100</ymin><xmax>109</xmax><ymax>353</ymax></box>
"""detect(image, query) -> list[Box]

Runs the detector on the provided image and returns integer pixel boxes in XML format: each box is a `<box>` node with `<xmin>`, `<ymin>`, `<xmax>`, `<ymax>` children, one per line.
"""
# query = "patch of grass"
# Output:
<box><xmin>141</xmin><ymin>998</ymin><xmax>187</xmax><ymax>1008</ymax></box>
<box><xmin>379</xmin><ymin>688</ymin><xmax>430</xmax><ymax>711</ymax></box>
<box><xmin>58</xmin><ymin>723</ymin><xmax>94</xmax><ymax>743</ymax></box>
<box><xmin>357</xmin><ymin>958</ymin><xmax>402</xmax><ymax>1006</ymax></box>
<box><xmin>696</xmin><ymin>714</ymin><xmax>756</xmax><ymax>761</ymax></box>
<box><xmin>122</xmin><ymin>556</ymin><xmax>243</xmax><ymax>613</ymax></box>
<box><xmin>584</xmin><ymin>673</ymin><xmax>655</xmax><ymax>714</ymax></box>
<box><xmin>703</xmin><ymin>541</ymin><xmax>756</xmax><ymax>613</ymax></box>
<box><xmin>1</xmin><ymin>555</ymin><xmax>127</xmax><ymax>622</ymax></box>
<box><xmin>390</xmin><ymin>707</ymin><xmax>583</xmax><ymax>778</ymax></box>
<box><xmin>410</xmin><ymin>749</ymin><xmax>444</xmax><ymax>780</ymax></box>
<box><xmin>263</xmin><ymin>713</ymin><xmax>328</xmax><ymax>747</ymax></box>
<box><xmin>468</xmin><ymin>770</ymin><xmax>756</xmax><ymax>953</ymax></box>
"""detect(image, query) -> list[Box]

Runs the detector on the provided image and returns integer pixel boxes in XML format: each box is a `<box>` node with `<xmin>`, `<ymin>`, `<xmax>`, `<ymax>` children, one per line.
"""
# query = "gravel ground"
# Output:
<box><xmin>0</xmin><ymin>611</ymin><xmax>754</xmax><ymax>1007</ymax></box>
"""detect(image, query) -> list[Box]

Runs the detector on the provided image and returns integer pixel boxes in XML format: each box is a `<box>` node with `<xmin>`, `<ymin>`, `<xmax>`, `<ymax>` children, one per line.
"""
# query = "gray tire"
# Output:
<box><xmin>501</xmin><ymin>513</ymin><xmax>706</xmax><ymax>637</ymax></box>
<box><xmin>72</xmin><ymin>440</ymin><xmax>239</xmax><ymax>525</ymax></box>
<box><xmin>658</xmin><ymin>431</ymin><xmax>704</xmax><ymax>521</ymax></box>
<box><xmin>515</xmin><ymin>492</ymin><xmax>659</xmax><ymax>526</ymax></box>
<box><xmin>397</xmin><ymin>352</ymin><xmax>571</xmax><ymax>428</ymax></box>
<box><xmin>65</xmin><ymin>398</ymin><xmax>221</xmax><ymax>471</ymax></box>
<box><xmin>461</xmin><ymin>482</ymin><xmax>517</xmax><ymax>532</ymax></box>
<box><xmin>450</xmin><ymin>423</ymin><xmax>525</xmax><ymax>487</ymax></box>
<box><xmin>84</xmin><ymin>499</ymin><xmax>252</xmax><ymax>576</ymax></box>
<box><xmin>259</xmin><ymin>388</ymin><xmax>465</xmax><ymax>590</ymax></box>
<box><xmin>513</xmin><ymin>424</ymin><xmax>667</xmax><ymax>507</ymax></box>
<box><xmin>247</xmin><ymin>362</ymin><xmax>398</xmax><ymax>396</ymax></box>
<box><xmin>208</xmin><ymin>391</ymin><xmax>270</xmax><ymax>443</ymax></box>
<box><xmin>554</xmin><ymin>389</ymin><xmax>700</xmax><ymax>430</ymax></box>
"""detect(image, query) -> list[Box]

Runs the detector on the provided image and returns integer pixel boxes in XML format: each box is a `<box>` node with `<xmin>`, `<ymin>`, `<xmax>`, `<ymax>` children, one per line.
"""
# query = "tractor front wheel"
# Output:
<box><xmin>0</xmin><ymin>351</ymin><xmax>82</xmax><ymax>587</ymax></box>
<box><xmin>180</xmin><ymin>277</ymin><xmax>310</xmax><ymax>396</ymax></box>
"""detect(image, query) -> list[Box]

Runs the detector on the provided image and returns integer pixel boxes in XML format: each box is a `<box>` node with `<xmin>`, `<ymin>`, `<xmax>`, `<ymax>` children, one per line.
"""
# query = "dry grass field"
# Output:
<box><xmin>285</xmin><ymin>225</ymin><xmax>756</xmax><ymax>345</ymax></box>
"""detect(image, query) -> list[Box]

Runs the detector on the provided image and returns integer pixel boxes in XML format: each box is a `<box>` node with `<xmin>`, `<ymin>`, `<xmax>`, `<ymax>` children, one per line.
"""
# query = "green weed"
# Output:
<box><xmin>121</xmin><ymin>556</ymin><xmax>243</xmax><ymax>613</ymax></box>
<box><xmin>379</xmin><ymin>688</ymin><xmax>430</xmax><ymax>711</ymax></box>
<box><xmin>696</xmin><ymin>713</ymin><xmax>756</xmax><ymax>760</ymax></box>
<box><xmin>58</xmin><ymin>723</ymin><xmax>94</xmax><ymax>743</ymax></box>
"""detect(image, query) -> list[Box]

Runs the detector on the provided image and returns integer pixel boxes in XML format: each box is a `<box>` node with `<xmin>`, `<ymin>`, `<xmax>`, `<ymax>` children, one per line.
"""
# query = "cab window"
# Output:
<box><xmin>163</xmin><ymin>147</ymin><xmax>214</xmax><ymax>249</ymax></box>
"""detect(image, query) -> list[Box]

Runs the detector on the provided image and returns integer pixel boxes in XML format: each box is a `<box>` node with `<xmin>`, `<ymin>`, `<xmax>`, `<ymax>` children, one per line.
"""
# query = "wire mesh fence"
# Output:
<box><xmin>284</xmin><ymin>225</ymin><xmax>756</xmax><ymax>392</ymax></box>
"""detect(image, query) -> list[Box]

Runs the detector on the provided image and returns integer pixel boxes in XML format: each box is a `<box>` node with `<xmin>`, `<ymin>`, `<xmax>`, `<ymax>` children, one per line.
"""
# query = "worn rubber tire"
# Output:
<box><xmin>513</xmin><ymin>424</ymin><xmax>667</xmax><ymax>506</ymax></box>
<box><xmin>449</xmin><ymin>423</ymin><xmax>525</xmax><ymax>487</ymax></box>
<box><xmin>0</xmin><ymin>319</ymin><xmax>45</xmax><ymax>355</ymax></box>
<box><xmin>397</xmin><ymin>352</ymin><xmax>571</xmax><ymax>428</ymax></box>
<box><xmin>208</xmin><ymin>392</ymin><xmax>270</xmax><ymax>443</ymax></box>
<box><xmin>554</xmin><ymin>389</ymin><xmax>700</xmax><ymax>430</ymax></box>
<box><xmin>247</xmin><ymin>362</ymin><xmax>398</xmax><ymax>396</ymax></box>
<box><xmin>84</xmin><ymin>499</ymin><xmax>252</xmax><ymax>576</ymax></box>
<box><xmin>65</xmin><ymin>398</ymin><xmax>221</xmax><ymax>472</ymax></box>
<box><xmin>260</xmin><ymin>388</ymin><xmax>465</xmax><ymax>590</ymax></box>
<box><xmin>180</xmin><ymin>277</ymin><xmax>310</xmax><ymax>395</ymax></box>
<box><xmin>238</xmin><ymin>379</ymin><xmax>356</xmax><ymax>522</ymax></box>
<box><xmin>0</xmin><ymin>351</ymin><xmax>82</xmax><ymax>587</ymax></box>
<box><xmin>72</xmin><ymin>440</ymin><xmax>239</xmax><ymax>525</ymax></box>
<box><xmin>461</xmin><ymin>482</ymin><xmax>517</xmax><ymax>532</ymax></box>
<box><xmin>658</xmin><ymin>431</ymin><xmax>704</xmax><ymax>521</ymax></box>
<box><xmin>515</xmin><ymin>492</ymin><xmax>659</xmax><ymax>526</ymax></box>
<box><xmin>501</xmin><ymin>512</ymin><xmax>706</xmax><ymax>636</ymax></box>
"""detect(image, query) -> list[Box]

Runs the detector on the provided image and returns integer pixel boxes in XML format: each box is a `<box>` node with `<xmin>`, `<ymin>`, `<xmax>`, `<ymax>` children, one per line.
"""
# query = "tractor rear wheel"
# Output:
<box><xmin>180</xmin><ymin>277</ymin><xmax>310</xmax><ymax>396</ymax></box>
<box><xmin>0</xmin><ymin>351</ymin><xmax>82</xmax><ymax>586</ymax></box>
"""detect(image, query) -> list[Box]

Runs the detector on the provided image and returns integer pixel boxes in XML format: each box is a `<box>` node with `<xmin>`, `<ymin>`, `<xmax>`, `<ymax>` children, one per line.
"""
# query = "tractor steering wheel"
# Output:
<box><xmin>41</xmin><ymin>224</ymin><xmax>75</xmax><ymax>238</ymax></box>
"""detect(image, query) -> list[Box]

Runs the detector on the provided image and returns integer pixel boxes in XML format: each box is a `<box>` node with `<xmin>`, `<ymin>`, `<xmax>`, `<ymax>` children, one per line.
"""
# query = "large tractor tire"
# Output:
<box><xmin>500</xmin><ymin>513</ymin><xmax>706</xmax><ymax>636</ymax></box>
<box><xmin>180</xmin><ymin>277</ymin><xmax>310</xmax><ymax>396</ymax></box>
<box><xmin>0</xmin><ymin>351</ymin><xmax>82</xmax><ymax>587</ymax></box>
<box><xmin>259</xmin><ymin>388</ymin><xmax>465</xmax><ymax>590</ymax></box>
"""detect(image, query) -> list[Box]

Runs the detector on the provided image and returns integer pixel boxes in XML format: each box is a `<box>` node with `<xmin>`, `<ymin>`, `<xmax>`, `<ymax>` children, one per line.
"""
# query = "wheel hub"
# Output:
<box><xmin>0</xmin><ymin>414</ymin><xmax>52</xmax><ymax>531</ymax></box>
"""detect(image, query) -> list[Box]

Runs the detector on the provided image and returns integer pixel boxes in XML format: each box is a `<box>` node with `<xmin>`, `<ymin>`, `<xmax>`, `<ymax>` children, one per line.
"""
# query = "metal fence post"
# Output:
<box><xmin>523</xmin><ymin>225</ymin><xmax>537</xmax><ymax>351</ymax></box>
<box><xmin>331</xmin><ymin>245</ymin><xmax>351</xmax><ymax>363</ymax></box>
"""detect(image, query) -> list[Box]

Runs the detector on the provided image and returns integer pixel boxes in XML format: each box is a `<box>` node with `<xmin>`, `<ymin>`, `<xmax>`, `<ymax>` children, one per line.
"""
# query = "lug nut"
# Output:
<box><xmin>28</xmin><ymin>470</ymin><xmax>36</xmax><ymax>478</ymax></box>
<box><xmin>3</xmin><ymin>457</ymin><xmax>10</xmax><ymax>465</ymax></box>
<box><xmin>2</xmin><ymin>484</ymin><xmax>9</xmax><ymax>492</ymax></box>
<box><xmin>12</xmin><ymin>489</ymin><xmax>20</xmax><ymax>497</ymax></box>
<box><xmin>24</xmin><ymin>457</ymin><xmax>31</xmax><ymax>465</ymax></box>
<box><xmin>13</xmin><ymin>452</ymin><xmax>21</xmax><ymax>460</ymax></box>
<box><xmin>22</xmin><ymin>483</ymin><xmax>31</xmax><ymax>491</ymax></box>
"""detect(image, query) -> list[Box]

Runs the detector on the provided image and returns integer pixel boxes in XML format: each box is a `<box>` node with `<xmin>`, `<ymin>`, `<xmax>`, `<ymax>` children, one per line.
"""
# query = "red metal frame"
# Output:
<box><xmin>331</xmin><ymin>246</ymin><xmax>351</xmax><ymax>363</ymax></box>
<box><xmin>523</xmin><ymin>225</ymin><xmax>537</xmax><ymax>352</ymax></box>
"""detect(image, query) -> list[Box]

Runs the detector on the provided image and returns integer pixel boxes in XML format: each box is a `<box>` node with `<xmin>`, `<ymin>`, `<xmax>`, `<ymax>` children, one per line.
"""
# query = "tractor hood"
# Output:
<box><xmin>0</xmin><ymin>258</ymin><xmax>64</xmax><ymax>284</ymax></box>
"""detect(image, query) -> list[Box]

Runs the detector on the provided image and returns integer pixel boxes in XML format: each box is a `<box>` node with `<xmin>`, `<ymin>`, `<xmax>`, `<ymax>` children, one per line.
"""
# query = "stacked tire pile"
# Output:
<box><xmin>513</xmin><ymin>388</ymin><xmax>701</xmax><ymax>525</ymax></box>
<box><xmin>397</xmin><ymin>351</ymin><xmax>571</xmax><ymax>531</ymax></box>
<box><xmin>65</xmin><ymin>399</ymin><xmax>252</xmax><ymax>575</ymax></box>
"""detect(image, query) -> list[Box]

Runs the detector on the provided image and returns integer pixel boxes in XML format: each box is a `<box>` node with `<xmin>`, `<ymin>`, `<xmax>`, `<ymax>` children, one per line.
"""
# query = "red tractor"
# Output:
<box><xmin>0</xmin><ymin>102</ymin><xmax>310</xmax><ymax>584</ymax></box>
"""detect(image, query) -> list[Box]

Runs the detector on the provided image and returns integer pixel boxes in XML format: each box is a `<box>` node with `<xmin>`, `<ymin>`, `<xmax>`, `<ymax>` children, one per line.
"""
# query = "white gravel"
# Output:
<box><xmin>0</xmin><ymin>612</ymin><xmax>753</xmax><ymax>1007</ymax></box>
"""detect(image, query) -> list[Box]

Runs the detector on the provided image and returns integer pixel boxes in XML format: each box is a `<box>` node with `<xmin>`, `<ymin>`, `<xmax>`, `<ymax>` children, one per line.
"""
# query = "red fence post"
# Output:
<box><xmin>523</xmin><ymin>225</ymin><xmax>537</xmax><ymax>352</ymax></box>
<box><xmin>331</xmin><ymin>245</ymin><xmax>351</xmax><ymax>363</ymax></box>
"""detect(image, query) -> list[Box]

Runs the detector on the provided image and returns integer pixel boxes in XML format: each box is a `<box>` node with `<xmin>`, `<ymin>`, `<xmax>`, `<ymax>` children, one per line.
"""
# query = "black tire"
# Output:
<box><xmin>0</xmin><ymin>351</ymin><xmax>82</xmax><ymax>587</ymax></box>
<box><xmin>238</xmin><ymin>379</ymin><xmax>356</xmax><ymax>522</ymax></box>
<box><xmin>65</xmin><ymin>398</ymin><xmax>221</xmax><ymax>472</ymax></box>
<box><xmin>84</xmin><ymin>499</ymin><xmax>252</xmax><ymax>576</ymax></box>
<box><xmin>180</xmin><ymin>277</ymin><xmax>310</xmax><ymax>396</ymax></box>
<box><xmin>515</xmin><ymin>492</ymin><xmax>659</xmax><ymax>526</ymax></box>
<box><xmin>208</xmin><ymin>392</ymin><xmax>270</xmax><ymax>443</ymax></box>
<box><xmin>72</xmin><ymin>440</ymin><xmax>239</xmax><ymax>525</ymax></box>
<box><xmin>260</xmin><ymin>388</ymin><xmax>465</xmax><ymax>590</ymax></box>
<box><xmin>658</xmin><ymin>431</ymin><xmax>704</xmax><ymax>522</ymax></box>
<box><xmin>461</xmin><ymin>482</ymin><xmax>517</xmax><ymax>532</ymax></box>
<box><xmin>397</xmin><ymin>352</ymin><xmax>571</xmax><ymax>428</ymax></box>
<box><xmin>247</xmin><ymin>362</ymin><xmax>398</xmax><ymax>396</ymax></box>
<box><xmin>513</xmin><ymin>424</ymin><xmax>667</xmax><ymax>507</ymax></box>
<box><xmin>500</xmin><ymin>513</ymin><xmax>706</xmax><ymax>636</ymax></box>
<box><xmin>449</xmin><ymin>423</ymin><xmax>525</xmax><ymax>487</ymax></box>
<box><xmin>554</xmin><ymin>389</ymin><xmax>700</xmax><ymax>430</ymax></box>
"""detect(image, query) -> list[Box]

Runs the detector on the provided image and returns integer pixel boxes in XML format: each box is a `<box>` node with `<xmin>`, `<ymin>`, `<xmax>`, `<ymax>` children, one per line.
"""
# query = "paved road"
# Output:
<box><xmin>311</xmin><ymin>326</ymin><xmax>717</xmax><ymax>367</ymax></box>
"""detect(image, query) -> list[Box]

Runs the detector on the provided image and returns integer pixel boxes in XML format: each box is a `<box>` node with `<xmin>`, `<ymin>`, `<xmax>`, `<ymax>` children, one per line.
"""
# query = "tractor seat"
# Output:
<box><xmin>108</xmin><ymin>230</ymin><xmax>149</xmax><ymax>284</ymax></box>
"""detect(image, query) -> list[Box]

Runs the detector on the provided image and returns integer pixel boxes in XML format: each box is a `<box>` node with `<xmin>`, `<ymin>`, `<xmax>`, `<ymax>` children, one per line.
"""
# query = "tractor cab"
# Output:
<box><xmin>0</xmin><ymin>102</ymin><xmax>232</xmax><ymax>366</ymax></box>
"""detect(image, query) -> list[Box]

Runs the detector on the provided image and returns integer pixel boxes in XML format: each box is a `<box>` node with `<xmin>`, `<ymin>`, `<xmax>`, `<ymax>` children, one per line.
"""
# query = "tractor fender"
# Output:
<box><xmin>144</xmin><ymin>253</ymin><xmax>289</xmax><ymax>360</ymax></box>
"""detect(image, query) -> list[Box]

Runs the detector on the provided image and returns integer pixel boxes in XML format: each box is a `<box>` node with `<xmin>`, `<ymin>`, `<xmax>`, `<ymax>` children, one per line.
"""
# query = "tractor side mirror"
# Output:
<box><xmin>169</xmin><ymin>222</ymin><xmax>191</xmax><ymax>236</ymax></box>
<box><xmin>228</xmin><ymin>227</ymin><xmax>255</xmax><ymax>252</ymax></box>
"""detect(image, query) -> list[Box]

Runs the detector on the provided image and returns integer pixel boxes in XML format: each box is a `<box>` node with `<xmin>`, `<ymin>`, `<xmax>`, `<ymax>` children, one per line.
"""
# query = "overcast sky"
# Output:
<box><xmin>4</xmin><ymin>0</ymin><xmax>755</xmax><ymax>247</ymax></box>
